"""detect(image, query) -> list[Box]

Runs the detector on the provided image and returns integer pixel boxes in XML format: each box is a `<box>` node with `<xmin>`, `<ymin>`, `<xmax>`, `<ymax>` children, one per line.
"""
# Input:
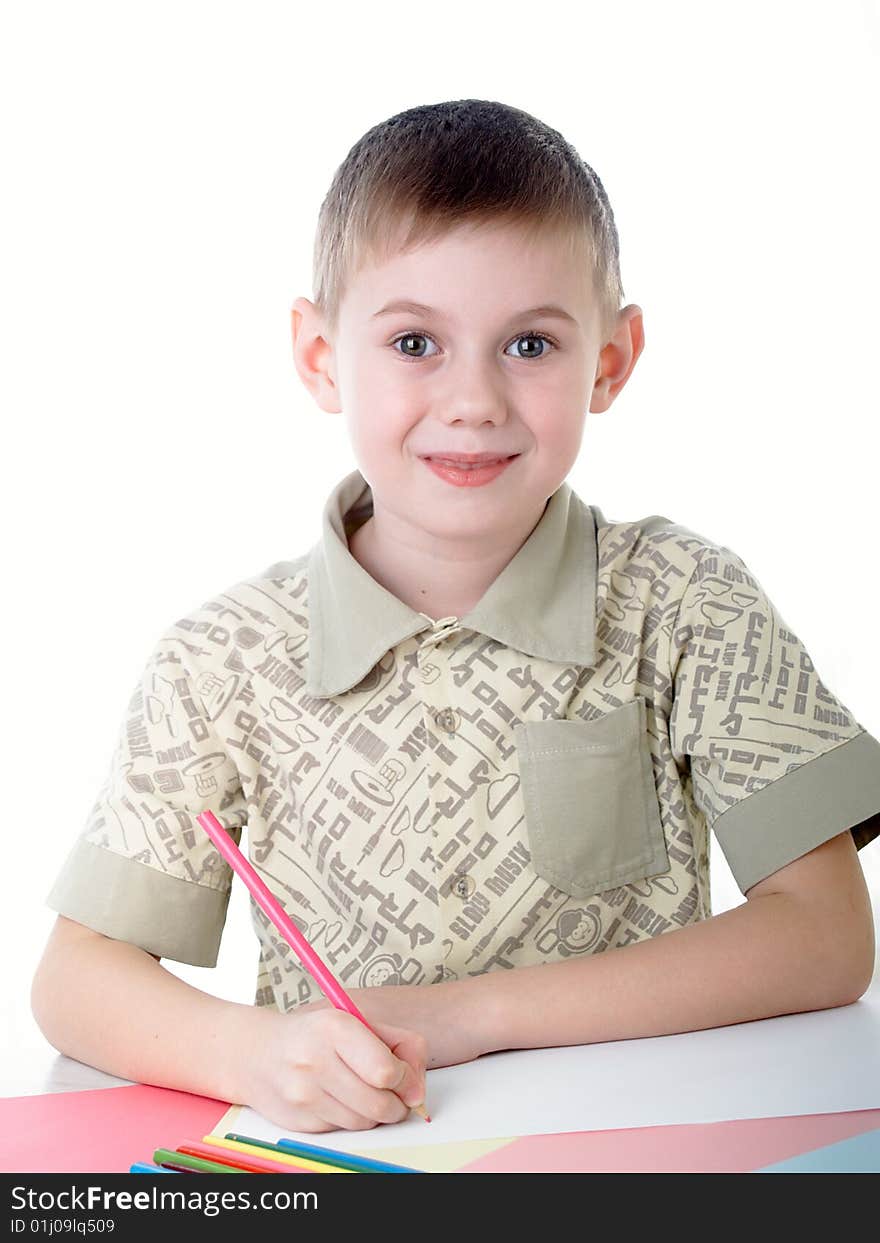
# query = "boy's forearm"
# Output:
<box><xmin>464</xmin><ymin>892</ymin><xmax>872</xmax><ymax>1054</ymax></box>
<box><xmin>31</xmin><ymin>934</ymin><xmax>258</xmax><ymax>1103</ymax></box>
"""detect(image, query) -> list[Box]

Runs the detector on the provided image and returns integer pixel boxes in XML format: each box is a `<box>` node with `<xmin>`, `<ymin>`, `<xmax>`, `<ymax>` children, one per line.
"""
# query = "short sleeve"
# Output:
<box><xmin>46</xmin><ymin>627</ymin><xmax>250</xmax><ymax>966</ymax></box>
<box><xmin>668</xmin><ymin>543</ymin><xmax>880</xmax><ymax>895</ymax></box>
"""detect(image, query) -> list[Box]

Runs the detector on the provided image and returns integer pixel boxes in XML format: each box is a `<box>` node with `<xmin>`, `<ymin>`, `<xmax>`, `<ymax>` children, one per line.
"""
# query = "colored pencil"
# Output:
<box><xmin>130</xmin><ymin>1163</ymin><xmax>179</xmax><ymax>1173</ymax></box>
<box><xmin>153</xmin><ymin>1148</ymin><xmax>247</xmax><ymax>1174</ymax></box>
<box><xmin>225</xmin><ymin>1130</ymin><xmax>422</xmax><ymax>1174</ymax></box>
<box><xmin>200</xmin><ymin>1134</ymin><xmax>354</xmax><ymax>1172</ymax></box>
<box><xmin>173</xmin><ymin>1144</ymin><xmax>282</xmax><ymax>1174</ymax></box>
<box><xmin>177</xmin><ymin>1141</ymin><xmax>339</xmax><ymax>1174</ymax></box>
<box><xmin>276</xmin><ymin>1135</ymin><xmax>421</xmax><ymax>1174</ymax></box>
<box><xmin>196</xmin><ymin>809</ymin><xmax>430</xmax><ymax>1122</ymax></box>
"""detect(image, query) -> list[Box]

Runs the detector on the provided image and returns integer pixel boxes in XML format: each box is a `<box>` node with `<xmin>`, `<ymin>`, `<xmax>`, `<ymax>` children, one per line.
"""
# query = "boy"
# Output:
<box><xmin>33</xmin><ymin>99</ymin><xmax>880</xmax><ymax>1135</ymax></box>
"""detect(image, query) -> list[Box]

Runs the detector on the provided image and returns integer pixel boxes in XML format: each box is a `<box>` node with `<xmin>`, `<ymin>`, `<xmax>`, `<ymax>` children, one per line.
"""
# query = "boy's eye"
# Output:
<box><xmin>505</xmin><ymin>333</ymin><xmax>556</xmax><ymax>360</ymax></box>
<box><xmin>391</xmin><ymin>333</ymin><xmax>440</xmax><ymax>359</ymax></box>
<box><xmin>389</xmin><ymin>331</ymin><xmax>557</xmax><ymax>361</ymax></box>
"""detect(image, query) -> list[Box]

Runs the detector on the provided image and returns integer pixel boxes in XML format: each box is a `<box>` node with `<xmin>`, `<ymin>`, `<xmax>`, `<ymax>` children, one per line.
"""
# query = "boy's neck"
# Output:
<box><xmin>346</xmin><ymin>503</ymin><xmax>546</xmax><ymax>623</ymax></box>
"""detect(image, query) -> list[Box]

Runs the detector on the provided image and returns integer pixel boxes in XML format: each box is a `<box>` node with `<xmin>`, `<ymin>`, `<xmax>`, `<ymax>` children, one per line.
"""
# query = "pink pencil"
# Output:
<box><xmin>196</xmin><ymin>809</ymin><xmax>430</xmax><ymax>1122</ymax></box>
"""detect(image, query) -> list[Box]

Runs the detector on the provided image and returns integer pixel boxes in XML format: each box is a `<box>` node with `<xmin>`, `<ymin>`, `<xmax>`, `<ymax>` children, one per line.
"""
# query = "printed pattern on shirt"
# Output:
<box><xmin>58</xmin><ymin>513</ymin><xmax>872</xmax><ymax>1013</ymax></box>
<box><xmin>668</xmin><ymin>544</ymin><xmax>864</xmax><ymax>828</ymax></box>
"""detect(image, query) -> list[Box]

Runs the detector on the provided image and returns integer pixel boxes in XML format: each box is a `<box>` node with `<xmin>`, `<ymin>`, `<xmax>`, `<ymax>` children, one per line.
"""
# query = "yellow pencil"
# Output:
<box><xmin>200</xmin><ymin>1133</ymin><xmax>355</xmax><ymax>1172</ymax></box>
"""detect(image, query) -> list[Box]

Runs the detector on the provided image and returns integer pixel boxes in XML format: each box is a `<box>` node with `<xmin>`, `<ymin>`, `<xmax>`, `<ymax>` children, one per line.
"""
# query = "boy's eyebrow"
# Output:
<box><xmin>371</xmin><ymin>299</ymin><xmax>578</xmax><ymax>326</ymax></box>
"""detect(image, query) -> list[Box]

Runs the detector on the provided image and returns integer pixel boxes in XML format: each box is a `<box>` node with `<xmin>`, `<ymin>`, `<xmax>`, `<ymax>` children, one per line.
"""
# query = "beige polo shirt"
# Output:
<box><xmin>47</xmin><ymin>469</ymin><xmax>880</xmax><ymax>1012</ymax></box>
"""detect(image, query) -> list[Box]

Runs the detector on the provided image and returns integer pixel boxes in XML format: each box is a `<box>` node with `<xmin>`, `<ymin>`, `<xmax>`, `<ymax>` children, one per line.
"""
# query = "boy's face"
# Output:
<box><xmin>292</xmin><ymin>221</ymin><xmax>643</xmax><ymax>546</ymax></box>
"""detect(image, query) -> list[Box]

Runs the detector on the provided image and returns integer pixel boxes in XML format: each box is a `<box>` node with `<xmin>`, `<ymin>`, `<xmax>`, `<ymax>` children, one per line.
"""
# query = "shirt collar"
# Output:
<box><xmin>305</xmin><ymin>468</ymin><xmax>598</xmax><ymax>697</ymax></box>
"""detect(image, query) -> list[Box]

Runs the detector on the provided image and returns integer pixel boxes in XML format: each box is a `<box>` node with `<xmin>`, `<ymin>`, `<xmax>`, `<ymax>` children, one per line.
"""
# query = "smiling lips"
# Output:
<box><xmin>422</xmin><ymin>453</ymin><xmax>518</xmax><ymax>468</ymax></box>
<box><xmin>421</xmin><ymin>455</ymin><xmax>519</xmax><ymax>487</ymax></box>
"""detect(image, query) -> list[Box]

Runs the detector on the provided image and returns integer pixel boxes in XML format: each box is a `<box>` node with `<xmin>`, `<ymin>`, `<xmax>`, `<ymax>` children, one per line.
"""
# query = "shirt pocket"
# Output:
<box><xmin>513</xmin><ymin>695</ymin><xmax>670</xmax><ymax>899</ymax></box>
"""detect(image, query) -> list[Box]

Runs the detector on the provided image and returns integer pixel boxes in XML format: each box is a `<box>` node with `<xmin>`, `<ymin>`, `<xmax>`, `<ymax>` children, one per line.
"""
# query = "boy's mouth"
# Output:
<box><xmin>420</xmin><ymin>453</ymin><xmax>520</xmax><ymax>469</ymax></box>
<box><xmin>419</xmin><ymin>454</ymin><xmax>520</xmax><ymax>487</ymax></box>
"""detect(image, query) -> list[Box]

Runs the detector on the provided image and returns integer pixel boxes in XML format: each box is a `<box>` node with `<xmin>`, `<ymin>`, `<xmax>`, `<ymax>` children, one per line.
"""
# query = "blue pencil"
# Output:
<box><xmin>225</xmin><ymin>1132</ymin><xmax>422</xmax><ymax>1174</ymax></box>
<box><xmin>130</xmin><ymin>1162</ymin><xmax>180</xmax><ymax>1173</ymax></box>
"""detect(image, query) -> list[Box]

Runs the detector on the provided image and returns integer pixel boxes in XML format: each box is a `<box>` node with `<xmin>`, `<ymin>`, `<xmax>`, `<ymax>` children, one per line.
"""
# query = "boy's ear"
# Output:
<box><xmin>589</xmin><ymin>304</ymin><xmax>645</xmax><ymax>413</ymax></box>
<box><xmin>290</xmin><ymin>296</ymin><xmax>343</xmax><ymax>413</ymax></box>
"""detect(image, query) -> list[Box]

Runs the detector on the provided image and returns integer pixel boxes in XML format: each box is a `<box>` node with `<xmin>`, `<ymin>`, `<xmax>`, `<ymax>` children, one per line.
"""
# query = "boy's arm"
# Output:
<box><xmin>332</xmin><ymin>828</ymin><xmax>874</xmax><ymax>1066</ymax></box>
<box><xmin>467</xmin><ymin>828</ymin><xmax>875</xmax><ymax>1054</ymax></box>
<box><xmin>32</xmin><ymin>917</ymin><xmax>430</xmax><ymax>1130</ymax></box>
<box><xmin>31</xmin><ymin>915</ymin><xmax>260</xmax><ymax>1102</ymax></box>
<box><xmin>469</xmin><ymin>830</ymin><xmax>875</xmax><ymax>1054</ymax></box>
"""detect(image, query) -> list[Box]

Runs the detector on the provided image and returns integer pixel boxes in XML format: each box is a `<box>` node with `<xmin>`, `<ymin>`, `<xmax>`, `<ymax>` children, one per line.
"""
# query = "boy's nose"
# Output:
<box><xmin>431</xmin><ymin>356</ymin><xmax>512</xmax><ymax>418</ymax></box>
<box><xmin>433</xmin><ymin>395</ymin><xmax>510</xmax><ymax>427</ymax></box>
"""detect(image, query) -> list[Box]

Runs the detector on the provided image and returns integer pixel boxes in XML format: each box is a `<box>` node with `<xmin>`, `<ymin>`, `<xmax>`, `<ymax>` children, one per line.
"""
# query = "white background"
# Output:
<box><xmin>1</xmin><ymin>1</ymin><xmax>878</xmax><ymax>1079</ymax></box>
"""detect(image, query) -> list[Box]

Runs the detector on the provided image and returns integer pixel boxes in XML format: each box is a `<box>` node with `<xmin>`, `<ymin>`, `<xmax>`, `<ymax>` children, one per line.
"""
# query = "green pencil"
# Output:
<box><xmin>153</xmin><ymin>1148</ymin><xmax>248</xmax><ymax>1174</ymax></box>
<box><xmin>225</xmin><ymin>1131</ymin><xmax>421</xmax><ymax>1173</ymax></box>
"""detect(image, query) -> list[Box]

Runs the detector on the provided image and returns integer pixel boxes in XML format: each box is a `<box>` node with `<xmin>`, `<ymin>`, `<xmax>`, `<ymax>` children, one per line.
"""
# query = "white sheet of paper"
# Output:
<box><xmin>215</xmin><ymin>977</ymin><xmax>880</xmax><ymax>1153</ymax></box>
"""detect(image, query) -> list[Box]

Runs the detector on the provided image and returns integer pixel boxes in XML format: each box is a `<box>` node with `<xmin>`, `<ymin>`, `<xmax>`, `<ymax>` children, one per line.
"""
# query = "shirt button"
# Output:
<box><xmin>452</xmin><ymin>874</ymin><xmax>475</xmax><ymax>899</ymax></box>
<box><xmin>436</xmin><ymin>707</ymin><xmax>459</xmax><ymax>734</ymax></box>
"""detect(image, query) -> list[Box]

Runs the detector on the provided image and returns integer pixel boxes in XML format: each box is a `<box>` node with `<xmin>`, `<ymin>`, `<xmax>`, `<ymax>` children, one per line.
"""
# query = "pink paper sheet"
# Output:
<box><xmin>0</xmin><ymin>1085</ymin><xmax>228</xmax><ymax>1173</ymax></box>
<box><xmin>3</xmin><ymin>1085</ymin><xmax>879</xmax><ymax>1173</ymax></box>
<box><xmin>457</xmin><ymin>1108</ymin><xmax>880</xmax><ymax>1172</ymax></box>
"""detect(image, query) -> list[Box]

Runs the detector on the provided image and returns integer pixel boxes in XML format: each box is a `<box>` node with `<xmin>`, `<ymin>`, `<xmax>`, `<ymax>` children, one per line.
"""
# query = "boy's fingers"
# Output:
<box><xmin>333</xmin><ymin>1015</ymin><xmax>411</xmax><ymax>1094</ymax></box>
<box><xmin>319</xmin><ymin>1061</ymin><xmax>408</xmax><ymax>1130</ymax></box>
<box><xmin>375</xmin><ymin>1024</ymin><xmax>427</xmax><ymax>1105</ymax></box>
<box><xmin>335</xmin><ymin>1017</ymin><xmax>426</xmax><ymax>1107</ymax></box>
<box><xmin>399</xmin><ymin>1064</ymin><xmax>425</xmax><ymax>1108</ymax></box>
<box><xmin>328</xmin><ymin>1055</ymin><xmax>414</xmax><ymax>1123</ymax></box>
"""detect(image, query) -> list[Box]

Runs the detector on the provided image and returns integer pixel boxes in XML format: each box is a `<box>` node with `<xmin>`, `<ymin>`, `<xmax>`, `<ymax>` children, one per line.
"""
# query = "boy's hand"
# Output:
<box><xmin>239</xmin><ymin>1006</ymin><xmax>427</xmax><ymax>1134</ymax></box>
<box><xmin>300</xmin><ymin>981</ymin><xmax>487</xmax><ymax>1071</ymax></box>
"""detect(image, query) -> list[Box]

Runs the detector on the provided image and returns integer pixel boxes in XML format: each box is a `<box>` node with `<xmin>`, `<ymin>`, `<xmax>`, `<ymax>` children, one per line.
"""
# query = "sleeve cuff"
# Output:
<box><xmin>711</xmin><ymin>728</ymin><xmax>880</xmax><ymax>894</ymax></box>
<box><xmin>46</xmin><ymin>838</ymin><xmax>232</xmax><ymax>967</ymax></box>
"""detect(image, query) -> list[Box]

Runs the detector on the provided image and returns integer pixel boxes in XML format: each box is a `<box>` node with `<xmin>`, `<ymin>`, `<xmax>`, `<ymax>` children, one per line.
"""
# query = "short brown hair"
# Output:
<box><xmin>312</xmin><ymin>98</ymin><xmax>625</xmax><ymax>342</ymax></box>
